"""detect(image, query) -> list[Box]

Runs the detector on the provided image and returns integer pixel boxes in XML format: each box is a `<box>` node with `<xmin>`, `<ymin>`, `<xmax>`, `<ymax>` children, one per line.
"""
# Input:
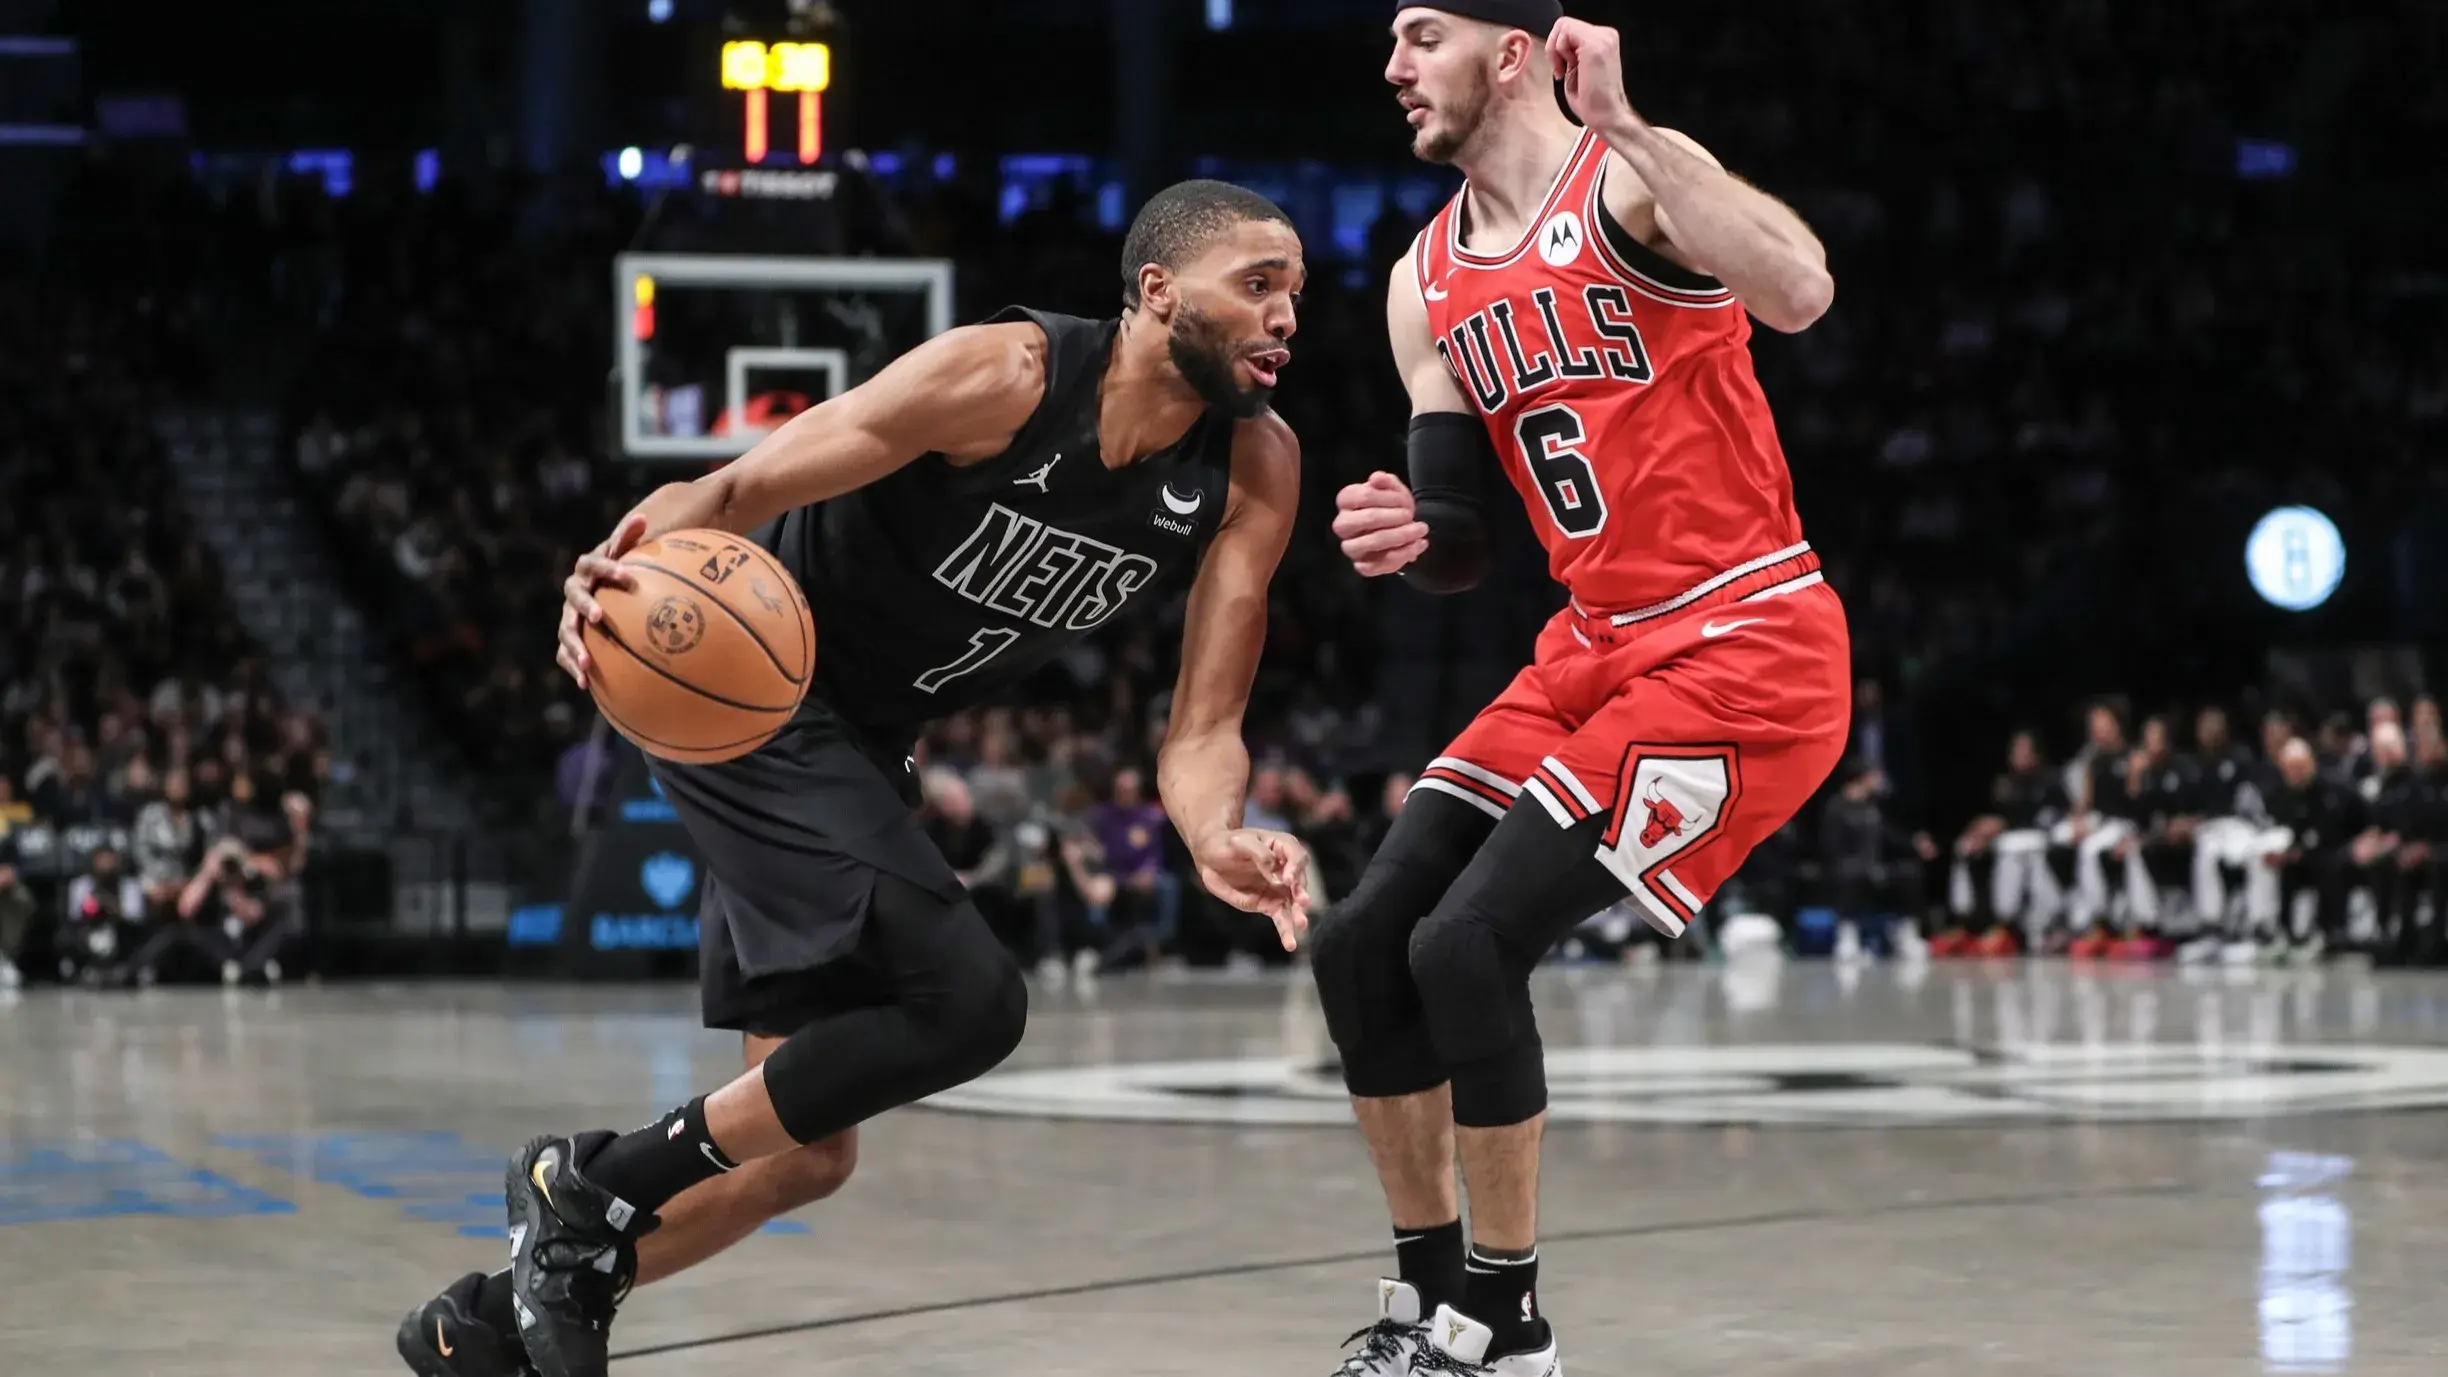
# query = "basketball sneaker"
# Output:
<box><xmin>2110</xmin><ymin>934</ymin><xmax>2171</xmax><ymax>962</ymax></box>
<box><xmin>1331</xmin><ymin>1278</ymin><xmax>1426</xmax><ymax>1375</ymax></box>
<box><xmin>503</xmin><ymin>1133</ymin><xmax>659</xmax><ymax>1377</ymax></box>
<box><xmin>1970</xmin><ymin>926</ymin><xmax>2022</xmax><ymax>958</ymax></box>
<box><xmin>2066</xmin><ymin>928</ymin><xmax>2115</xmax><ymax>960</ymax></box>
<box><xmin>396</xmin><ymin>1272</ymin><xmax>535</xmax><ymax>1377</ymax></box>
<box><xmin>1412</xmin><ymin>1304</ymin><xmax>1562</xmax><ymax>1376</ymax></box>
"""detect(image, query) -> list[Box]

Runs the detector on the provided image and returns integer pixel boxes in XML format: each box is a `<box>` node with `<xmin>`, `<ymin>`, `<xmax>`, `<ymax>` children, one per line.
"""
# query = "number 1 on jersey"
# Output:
<box><xmin>1517</xmin><ymin>403</ymin><xmax>1607</xmax><ymax>539</ymax></box>
<box><xmin>914</xmin><ymin>627</ymin><xmax>1022</xmax><ymax>695</ymax></box>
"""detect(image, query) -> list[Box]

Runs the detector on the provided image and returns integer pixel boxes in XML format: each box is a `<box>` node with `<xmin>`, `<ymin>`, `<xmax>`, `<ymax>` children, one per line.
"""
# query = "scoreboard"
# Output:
<box><xmin>718</xmin><ymin>40</ymin><xmax>831</xmax><ymax>166</ymax></box>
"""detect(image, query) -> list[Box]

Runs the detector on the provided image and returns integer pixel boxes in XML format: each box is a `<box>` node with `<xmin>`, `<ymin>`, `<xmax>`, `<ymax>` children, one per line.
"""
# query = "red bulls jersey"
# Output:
<box><xmin>1412</xmin><ymin>128</ymin><xmax>1815</xmax><ymax>620</ymax></box>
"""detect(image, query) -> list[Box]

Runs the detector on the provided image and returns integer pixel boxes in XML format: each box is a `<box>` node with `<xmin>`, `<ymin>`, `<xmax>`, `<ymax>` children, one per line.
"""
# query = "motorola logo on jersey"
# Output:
<box><xmin>932</xmin><ymin>503</ymin><xmax>1159</xmax><ymax>631</ymax></box>
<box><xmin>1435</xmin><ymin>284</ymin><xmax>1654</xmax><ymax>417</ymax></box>
<box><xmin>1539</xmin><ymin>211</ymin><xmax>1586</xmax><ymax>267</ymax></box>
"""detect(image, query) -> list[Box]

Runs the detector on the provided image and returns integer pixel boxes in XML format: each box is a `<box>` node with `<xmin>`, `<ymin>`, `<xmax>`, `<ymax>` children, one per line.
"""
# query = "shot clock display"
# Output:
<box><xmin>719</xmin><ymin>40</ymin><xmax>831</xmax><ymax>165</ymax></box>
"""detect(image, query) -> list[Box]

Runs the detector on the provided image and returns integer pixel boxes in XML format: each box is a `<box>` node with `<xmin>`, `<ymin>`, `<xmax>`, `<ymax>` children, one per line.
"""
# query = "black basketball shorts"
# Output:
<box><xmin>646</xmin><ymin>695</ymin><xmax>970</xmax><ymax>1037</ymax></box>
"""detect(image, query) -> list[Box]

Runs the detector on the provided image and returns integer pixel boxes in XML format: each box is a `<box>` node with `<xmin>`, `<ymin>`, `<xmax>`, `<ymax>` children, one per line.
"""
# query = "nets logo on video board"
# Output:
<box><xmin>2246</xmin><ymin>506</ymin><xmax>2345</xmax><ymax>612</ymax></box>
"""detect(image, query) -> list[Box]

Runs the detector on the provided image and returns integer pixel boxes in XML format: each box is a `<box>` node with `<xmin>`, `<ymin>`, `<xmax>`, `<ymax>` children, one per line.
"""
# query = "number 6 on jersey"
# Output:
<box><xmin>1517</xmin><ymin>403</ymin><xmax>1606</xmax><ymax>539</ymax></box>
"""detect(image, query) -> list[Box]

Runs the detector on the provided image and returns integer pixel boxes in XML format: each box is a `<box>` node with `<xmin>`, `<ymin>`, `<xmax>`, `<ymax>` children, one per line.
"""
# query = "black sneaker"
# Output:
<box><xmin>396</xmin><ymin>1273</ymin><xmax>534</xmax><ymax>1377</ymax></box>
<box><xmin>503</xmin><ymin>1133</ymin><xmax>660</xmax><ymax>1377</ymax></box>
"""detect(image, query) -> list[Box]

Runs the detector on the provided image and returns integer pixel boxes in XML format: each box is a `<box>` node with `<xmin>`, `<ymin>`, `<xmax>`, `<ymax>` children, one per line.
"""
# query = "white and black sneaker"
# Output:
<box><xmin>1332</xmin><ymin>1279</ymin><xmax>1426</xmax><ymax>1375</ymax></box>
<box><xmin>1412</xmin><ymin>1304</ymin><xmax>1562</xmax><ymax>1377</ymax></box>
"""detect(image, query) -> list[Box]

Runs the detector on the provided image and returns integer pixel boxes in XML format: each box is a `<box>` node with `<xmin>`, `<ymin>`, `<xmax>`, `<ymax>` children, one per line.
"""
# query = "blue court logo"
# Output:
<box><xmin>640</xmin><ymin>852</ymin><xmax>696</xmax><ymax>910</ymax></box>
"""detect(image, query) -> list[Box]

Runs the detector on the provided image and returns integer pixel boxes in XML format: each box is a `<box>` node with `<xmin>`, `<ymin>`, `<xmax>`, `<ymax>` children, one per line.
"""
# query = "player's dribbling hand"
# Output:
<box><xmin>1548</xmin><ymin>18</ymin><xmax>1638</xmax><ymax>133</ymax></box>
<box><xmin>556</xmin><ymin>512</ymin><xmax>648</xmax><ymax>690</ymax></box>
<box><xmin>1195</xmin><ymin>828</ymin><xmax>1314</xmax><ymax>951</ymax></box>
<box><xmin>1334</xmin><ymin>471</ymin><xmax>1429</xmax><ymax>577</ymax></box>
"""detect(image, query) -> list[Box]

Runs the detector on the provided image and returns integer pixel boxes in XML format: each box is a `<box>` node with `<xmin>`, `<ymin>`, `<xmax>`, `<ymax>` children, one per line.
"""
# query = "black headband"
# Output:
<box><xmin>1394</xmin><ymin>0</ymin><xmax>1564</xmax><ymax>36</ymax></box>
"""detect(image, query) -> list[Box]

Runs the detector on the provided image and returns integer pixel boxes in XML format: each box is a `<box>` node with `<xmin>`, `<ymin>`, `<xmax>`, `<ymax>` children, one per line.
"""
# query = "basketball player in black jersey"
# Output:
<box><xmin>396</xmin><ymin>180</ymin><xmax>1311</xmax><ymax>1377</ymax></box>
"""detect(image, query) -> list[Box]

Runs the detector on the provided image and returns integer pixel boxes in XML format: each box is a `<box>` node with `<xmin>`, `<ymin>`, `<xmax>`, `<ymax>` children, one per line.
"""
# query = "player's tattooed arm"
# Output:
<box><xmin>1334</xmin><ymin>253</ymin><xmax>1489</xmax><ymax>592</ymax></box>
<box><xmin>1158</xmin><ymin>412</ymin><xmax>1312</xmax><ymax>951</ymax></box>
<box><xmin>1549</xmin><ymin>18</ymin><xmax>1834</xmax><ymax>332</ymax></box>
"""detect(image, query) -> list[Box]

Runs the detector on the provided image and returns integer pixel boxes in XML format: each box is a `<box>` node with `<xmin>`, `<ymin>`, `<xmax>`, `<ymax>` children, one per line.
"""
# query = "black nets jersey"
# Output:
<box><xmin>748</xmin><ymin>306</ymin><xmax>1235</xmax><ymax>747</ymax></box>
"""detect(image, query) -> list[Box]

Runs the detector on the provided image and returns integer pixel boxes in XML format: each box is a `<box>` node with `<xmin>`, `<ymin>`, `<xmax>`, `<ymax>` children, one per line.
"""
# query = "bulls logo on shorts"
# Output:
<box><xmin>1596</xmin><ymin>747</ymin><xmax>1742</xmax><ymax>936</ymax></box>
<box><xmin>1636</xmin><ymin>781</ymin><xmax>1691</xmax><ymax>849</ymax></box>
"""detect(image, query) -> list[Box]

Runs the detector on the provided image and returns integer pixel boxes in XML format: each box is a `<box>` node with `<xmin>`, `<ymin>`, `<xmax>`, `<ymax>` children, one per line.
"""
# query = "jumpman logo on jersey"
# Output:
<box><xmin>1014</xmin><ymin>454</ymin><xmax>1061</xmax><ymax>493</ymax></box>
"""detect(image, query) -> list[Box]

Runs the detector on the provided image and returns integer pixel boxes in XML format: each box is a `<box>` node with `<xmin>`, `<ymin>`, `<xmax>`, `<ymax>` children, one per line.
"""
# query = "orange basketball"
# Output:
<box><xmin>582</xmin><ymin>529</ymin><xmax>814</xmax><ymax>764</ymax></box>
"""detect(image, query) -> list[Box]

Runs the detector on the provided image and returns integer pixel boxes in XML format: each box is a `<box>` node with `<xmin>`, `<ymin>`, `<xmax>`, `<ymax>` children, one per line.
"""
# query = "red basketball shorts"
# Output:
<box><xmin>1411</xmin><ymin>566</ymin><xmax>1851</xmax><ymax>938</ymax></box>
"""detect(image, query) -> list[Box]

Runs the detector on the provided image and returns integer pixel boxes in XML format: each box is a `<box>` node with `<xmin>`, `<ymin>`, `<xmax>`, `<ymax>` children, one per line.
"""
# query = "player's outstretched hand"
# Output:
<box><xmin>1195</xmin><ymin>828</ymin><xmax>1314</xmax><ymax>951</ymax></box>
<box><xmin>1549</xmin><ymin>18</ymin><xmax>1637</xmax><ymax>132</ymax></box>
<box><xmin>556</xmin><ymin>512</ymin><xmax>648</xmax><ymax>690</ymax></box>
<box><xmin>1334</xmin><ymin>471</ymin><xmax>1429</xmax><ymax>577</ymax></box>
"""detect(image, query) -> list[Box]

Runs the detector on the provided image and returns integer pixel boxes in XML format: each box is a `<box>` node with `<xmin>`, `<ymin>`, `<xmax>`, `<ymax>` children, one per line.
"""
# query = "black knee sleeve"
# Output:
<box><xmin>1311</xmin><ymin>900</ymin><xmax>1445</xmax><ymax>1099</ymax></box>
<box><xmin>1409</xmin><ymin>909</ymin><xmax>1548</xmax><ymax>1127</ymax></box>
<box><xmin>1310</xmin><ymin>792</ymin><xmax>1498</xmax><ymax>1100</ymax></box>
<box><xmin>761</xmin><ymin>885</ymin><xmax>1029</xmax><ymax>1145</ymax></box>
<box><xmin>938</xmin><ymin>943</ymin><xmax>1030</xmax><ymax>1084</ymax></box>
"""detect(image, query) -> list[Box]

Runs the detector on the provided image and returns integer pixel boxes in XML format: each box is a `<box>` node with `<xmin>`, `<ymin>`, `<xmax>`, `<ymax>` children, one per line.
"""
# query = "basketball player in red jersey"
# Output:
<box><xmin>1311</xmin><ymin>4</ymin><xmax>1845</xmax><ymax>1373</ymax></box>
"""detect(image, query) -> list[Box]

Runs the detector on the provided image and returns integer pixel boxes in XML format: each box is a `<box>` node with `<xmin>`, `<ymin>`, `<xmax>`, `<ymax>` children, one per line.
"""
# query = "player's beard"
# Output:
<box><xmin>1168</xmin><ymin>302</ymin><xmax>1274</xmax><ymax>420</ymax></box>
<box><xmin>1413</xmin><ymin>63</ymin><xmax>1493</xmax><ymax>165</ymax></box>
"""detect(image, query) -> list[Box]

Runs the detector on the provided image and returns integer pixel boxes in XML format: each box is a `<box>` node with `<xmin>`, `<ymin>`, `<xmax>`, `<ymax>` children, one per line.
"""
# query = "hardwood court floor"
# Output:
<box><xmin>5</xmin><ymin>960</ymin><xmax>2445</xmax><ymax>1374</ymax></box>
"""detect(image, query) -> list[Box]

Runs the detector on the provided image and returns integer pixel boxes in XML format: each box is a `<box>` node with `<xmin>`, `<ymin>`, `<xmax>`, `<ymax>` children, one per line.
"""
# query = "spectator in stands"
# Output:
<box><xmin>2065</xmin><ymin>702</ymin><xmax>2148</xmax><ymax>954</ymax></box>
<box><xmin>1942</xmin><ymin>729</ymin><xmax>2065</xmax><ymax>956</ymax></box>
<box><xmin>0</xmin><ymin>776</ymin><xmax>31</xmax><ymax>837</ymax></box>
<box><xmin>61</xmin><ymin>842</ymin><xmax>146</xmax><ymax>986</ymax></box>
<box><xmin>2313</xmin><ymin>713</ymin><xmax>2360</xmax><ymax>786</ymax></box>
<box><xmin>1820</xmin><ymin>761</ymin><xmax>1936</xmax><ymax>953</ymax></box>
<box><xmin>1049</xmin><ymin>821</ymin><xmax>1118</xmax><ymax>981</ymax></box>
<box><xmin>33</xmin><ymin>741</ymin><xmax>111</xmax><ymax>827</ymax></box>
<box><xmin>967</xmin><ymin>723</ymin><xmax>1031</xmax><ymax>827</ymax></box>
<box><xmin>1244</xmin><ymin>765</ymin><xmax>1293</xmax><ymax>834</ymax></box>
<box><xmin>1084</xmin><ymin>766</ymin><xmax>1175</xmax><ymax>972</ymax></box>
<box><xmin>133</xmin><ymin>766</ymin><xmax>202</xmax><ymax>913</ymax></box>
<box><xmin>2109</xmin><ymin>716</ymin><xmax>2188</xmax><ymax>959</ymax></box>
<box><xmin>922</xmin><ymin>767</ymin><xmax>1016</xmax><ymax>944</ymax></box>
<box><xmin>0</xmin><ymin>830</ymin><xmax>30</xmax><ymax>988</ymax></box>
<box><xmin>2261</xmin><ymin>737</ymin><xmax>2366</xmax><ymax>962</ymax></box>
<box><xmin>165</xmin><ymin>835</ymin><xmax>285</xmax><ymax>985</ymax></box>
<box><xmin>2179</xmin><ymin>706</ymin><xmax>2256</xmax><ymax>959</ymax></box>
<box><xmin>2398</xmin><ymin>728</ymin><xmax>2448</xmax><ymax>965</ymax></box>
<box><xmin>1281</xmin><ymin>767</ymin><xmax>1361</xmax><ymax>906</ymax></box>
<box><xmin>1848</xmin><ymin>676</ymin><xmax>1897</xmax><ymax>794</ymax></box>
<box><xmin>2357</xmin><ymin>722</ymin><xmax>2425</xmax><ymax>960</ymax></box>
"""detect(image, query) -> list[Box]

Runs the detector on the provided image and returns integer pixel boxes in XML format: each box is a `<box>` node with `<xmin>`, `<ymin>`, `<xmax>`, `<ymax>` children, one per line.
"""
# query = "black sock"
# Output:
<box><xmin>582</xmin><ymin>1095</ymin><xmax>739</xmax><ymax>1214</ymax></box>
<box><xmin>472</xmin><ymin>1270</ymin><xmax>518</xmax><ymax>1335</ymax></box>
<box><xmin>1465</xmin><ymin>1244</ymin><xmax>1550</xmax><ymax>1357</ymax></box>
<box><xmin>1393</xmin><ymin>1219</ymin><xmax>1464</xmax><ymax>1316</ymax></box>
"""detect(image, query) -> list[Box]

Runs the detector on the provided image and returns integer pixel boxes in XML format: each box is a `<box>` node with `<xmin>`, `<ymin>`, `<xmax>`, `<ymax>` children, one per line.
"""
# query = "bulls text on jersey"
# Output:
<box><xmin>1433</xmin><ymin>284</ymin><xmax>1655</xmax><ymax>417</ymax></box>
<box><xmin>932</xmin><ymin>503</ymin><xmax>1158</xmax><ymax>631</ymax></box>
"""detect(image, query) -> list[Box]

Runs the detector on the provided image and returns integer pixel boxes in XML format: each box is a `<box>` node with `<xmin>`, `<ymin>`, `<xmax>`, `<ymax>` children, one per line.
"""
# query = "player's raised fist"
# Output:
<box><xmin>1548</xmin><ymin>18</ymin><xmax>1637</xmax><ymax>132</ymax></box>
<box><xmin>1333</xmin><ymin>470</ymin><xmax>1430</xmax><ymax>576</ymax></box>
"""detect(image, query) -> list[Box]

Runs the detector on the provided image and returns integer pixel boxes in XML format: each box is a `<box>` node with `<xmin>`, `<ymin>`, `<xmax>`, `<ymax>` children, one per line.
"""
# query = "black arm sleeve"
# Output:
<box><xmin>1401</xmin><ymin>412</ymin><xmax>1494</xmax><ymax>595</ymax></box>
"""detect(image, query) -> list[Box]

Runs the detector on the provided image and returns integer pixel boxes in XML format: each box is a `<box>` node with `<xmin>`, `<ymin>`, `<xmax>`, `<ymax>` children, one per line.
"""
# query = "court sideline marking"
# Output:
<box><xmin>610</xmin><ymin>1178</ymin><xmax>2198</xmax><ymax>1363</ymax></box>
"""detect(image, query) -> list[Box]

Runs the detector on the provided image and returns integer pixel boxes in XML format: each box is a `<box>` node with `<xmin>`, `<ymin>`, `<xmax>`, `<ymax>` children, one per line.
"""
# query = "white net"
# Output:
<box><xmin>614</xmin><ymin>253</ymin><xmax>954</xmax><ymax>461</ymax></box>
